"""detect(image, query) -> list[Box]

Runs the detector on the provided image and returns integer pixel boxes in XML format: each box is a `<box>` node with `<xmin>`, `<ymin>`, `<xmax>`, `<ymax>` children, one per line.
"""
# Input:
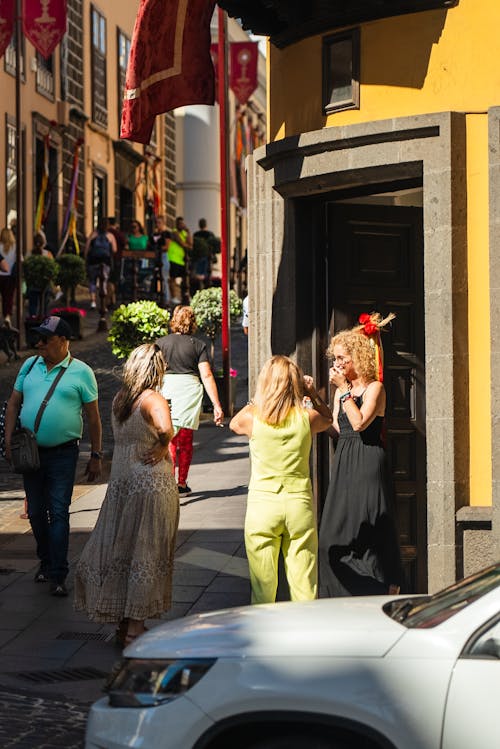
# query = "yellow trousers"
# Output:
<box><xmin>245</xmin><ymin>489</ymin><xmax>318</xmax><ymax>604</ymax></box>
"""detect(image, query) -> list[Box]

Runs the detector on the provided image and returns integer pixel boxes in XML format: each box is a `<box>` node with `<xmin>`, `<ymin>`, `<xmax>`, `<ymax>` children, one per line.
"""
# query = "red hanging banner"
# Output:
<box><xmin>23</xmin><ymin>0</ymin><xmax>67</xmax><ymax>60</ymax></box>
<box><xmin>229</xmin><ymin>41</ymin><xmax>258</xmax><ymax>105</ymax></box>
<box><xmin>121</xmin><ymin>0</ymin><xmax>217</xmax><ymax>144</ymax></box>
<box><xmin>0</xmin><ymin>0</ymin><xmax>15</xmax><ymax>59</ymax></box>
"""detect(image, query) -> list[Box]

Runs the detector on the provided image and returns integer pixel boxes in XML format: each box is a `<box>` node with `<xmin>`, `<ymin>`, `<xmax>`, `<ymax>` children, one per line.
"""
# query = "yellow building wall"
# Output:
<box><xmin>268</xmin><ymin>0</ymin><xmax>497</xmax><ymax>506</ymax></box>
<box><xmin>269</xmin><ymin>0</ymin><xmax>500</xmax><ymax>140</ymax></box>
<box><xmin>466</xmin><ymin>115</ymin><xmax>491</xmax><ymax>505</ymax></box>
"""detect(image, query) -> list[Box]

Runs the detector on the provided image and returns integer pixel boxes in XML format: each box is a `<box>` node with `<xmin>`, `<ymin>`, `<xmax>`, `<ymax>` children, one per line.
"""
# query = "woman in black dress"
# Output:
<box><xmin>318</xmin><ymin>328</ymin><xmax>404</xmax><ymax>597</ymax></box>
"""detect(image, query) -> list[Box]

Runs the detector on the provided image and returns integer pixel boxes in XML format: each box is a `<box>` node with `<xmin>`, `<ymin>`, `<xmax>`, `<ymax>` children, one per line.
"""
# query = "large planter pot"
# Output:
<box><xmin>202</xmin><ymin>374</ymin><xmax>236</xmax><ymax>416</ymax></box>
<box><xmin>215</xmin><ymin>374</ymin><xmax>236</xmax><ymax>416</ymax></box>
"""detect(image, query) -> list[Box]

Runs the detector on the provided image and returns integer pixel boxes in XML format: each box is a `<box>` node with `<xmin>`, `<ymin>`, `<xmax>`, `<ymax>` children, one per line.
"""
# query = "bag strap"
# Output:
<box><xmin>25</xmin><ymin>355</ymin><xmax>39</xmax><ymax>376</ymax></box>
<box><xmin>33</xmin><ymin>357</ymin><xmax>73</xmax><ymax>434</ymax></box>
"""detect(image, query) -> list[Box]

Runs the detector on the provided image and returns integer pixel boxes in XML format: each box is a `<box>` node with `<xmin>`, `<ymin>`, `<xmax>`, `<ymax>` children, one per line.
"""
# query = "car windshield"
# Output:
<box><xmin>385</xmin><ymin>563</ymin><xmax>500</xmax><ymax>628</ymax></box>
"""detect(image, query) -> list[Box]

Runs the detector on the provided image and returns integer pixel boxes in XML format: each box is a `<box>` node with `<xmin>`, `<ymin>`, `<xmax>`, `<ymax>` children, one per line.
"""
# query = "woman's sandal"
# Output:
<box><xmin>115</xmin><ymin>619</ymin><xmax>129</xmax><ymax>648</ymax></box>
<box><xmin>122</xmin><ymin>625</ymin><xmax>149</xmax><ymax>648</ymax></box>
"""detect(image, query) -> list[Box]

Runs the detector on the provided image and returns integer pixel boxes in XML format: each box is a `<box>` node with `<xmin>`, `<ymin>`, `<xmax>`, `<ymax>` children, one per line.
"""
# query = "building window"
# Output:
<box><xmin>6</xmin><ymin>119</ymin><xmax>17</xmax><ymax>228</ymax></box>
<box><xmin>91</xmin><ymin>6</ymin><xmax>108</xmax><ymax>128</ymax></box>
<box><xmin>117</xmin><ymin>29</ymin><xmax>130</xmax><ymax>133</ymax></box>
<box><xmin>92</xmin><ymin>169</ymin><xmax>107</xmax><ymax>228</ymax></box>
<box><xmin>36</xmin><ymin>52</ymin><xmax>55</xmax><ymax>99</ymax></box>
<box><xmin>323</xmin><ymin>29</ymin><xmax>360</xmax><ymax>114</ymax></box>
<box><xmin>4</xmin><ymin>31</ymin><xmax>25</xmax><ymax>79</ymax></box>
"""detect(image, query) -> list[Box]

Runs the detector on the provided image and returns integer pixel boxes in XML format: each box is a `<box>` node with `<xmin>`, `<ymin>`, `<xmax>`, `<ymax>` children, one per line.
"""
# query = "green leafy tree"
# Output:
<box><xmin>108</xmin><ymin>300</ymin><xmax>170</xmax><ymax>359</ymax></box>
<box><xmin>55</xmin><ymin>254</ymin><xmax>86</xmax><ymax>304</ymax></box>
<box><xmin>23</xmin><ymin>255</ymin><xmax>59</xmax><ymax>317</ymax></box>
<box><xmin>191</xmin><ymin>287</ymin><xmax>243</xmax><ymax>361</ymax></box>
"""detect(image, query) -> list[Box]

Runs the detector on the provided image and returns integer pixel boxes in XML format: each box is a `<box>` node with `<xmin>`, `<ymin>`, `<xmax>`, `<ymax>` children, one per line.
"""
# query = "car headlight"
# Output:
<box><xmin>105</xmin><ymin>658</ymin><xmax>217</xmax><ymax>708</ymax></box>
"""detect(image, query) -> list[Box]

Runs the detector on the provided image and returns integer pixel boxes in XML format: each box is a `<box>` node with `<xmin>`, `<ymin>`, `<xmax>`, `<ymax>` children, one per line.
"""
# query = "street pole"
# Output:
<box><xmin>218</xmin><ymin>7</ymin><xmax>231</xmax><ymax>415</ymax></box>
<box><xmin>14</xmin><ymin>0</ymin><xmax>24</xmax><ymax>341</ymax></box>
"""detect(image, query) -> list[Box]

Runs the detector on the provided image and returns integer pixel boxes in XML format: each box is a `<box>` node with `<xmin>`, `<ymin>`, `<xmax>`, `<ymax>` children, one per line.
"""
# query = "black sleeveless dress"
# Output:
<box><xmin>318</xmin><ymin>394</ymin><xmax>404</xmax><ymax>597</ymax></box>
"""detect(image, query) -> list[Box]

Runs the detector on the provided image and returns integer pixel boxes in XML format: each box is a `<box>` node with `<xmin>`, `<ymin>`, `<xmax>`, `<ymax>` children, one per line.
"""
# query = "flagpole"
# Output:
<box><xmin>15</xmin><ymin>0</ymin><xmax>24</xmax><ymax>340</ymax></box>
<box><xmin>218</xmin><ymin>7</ymin><xmax>231</xmax><ymax>415</ymax></box>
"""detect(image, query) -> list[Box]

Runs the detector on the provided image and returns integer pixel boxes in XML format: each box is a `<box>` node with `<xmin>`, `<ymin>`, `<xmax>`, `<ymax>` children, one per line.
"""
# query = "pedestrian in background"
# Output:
<box><xmin>230</xmin><ymin>355</ymin><xmax>332</xmax><ymax>604</ymax></box>
<box><xmin>4</xmin><ymin>316</ymin><xmax>103</xmax><ymax>597</ymax></box>
<box><xmin>84</xmin><ymin>218</ymin><xmax>117</xmax><ymax>309</ymax></box>
<box><xmin>191</xmin><ymin>218</ymin><xmax>214</xmax><ymax>291</ymax></box>
<box><xmin>156</xmin><ymin>305</ymin><xmax>223</xmax><ymax>497</ymax></box>
<box><xmin>74</xmin><ymin>343</ymin><xmax>179</xmax><ymax>646</ymax></box>
<box><xmin>168</xmin><ymin>216</ymin><xmax>192</xmax><ymax>304</ymax></box>
<box><xmin>106</xmin><ymin>216</ymin><xmax>127</xmax><ymax>304</ymax></box>
<box><xmin>148</xmin><ymin>215</ymin><xmax>171</xmax><ymax>306</ymax></box>
<box><xmin>0</xmin><ymin>226</ymin><xmax>17</xmax><ymax>326</ymax></box>
<box><xmin>319</xmin><ymin>324</ymin><xmax>404</xmax><ymax>597</ymax></box>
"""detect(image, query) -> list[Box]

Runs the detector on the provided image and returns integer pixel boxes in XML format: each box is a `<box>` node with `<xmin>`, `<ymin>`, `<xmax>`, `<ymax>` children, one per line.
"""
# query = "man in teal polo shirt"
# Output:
<box><xmin>5</xmin><ymin>316</ymin><xmax>103</xmax><ymax>597</ymax></box>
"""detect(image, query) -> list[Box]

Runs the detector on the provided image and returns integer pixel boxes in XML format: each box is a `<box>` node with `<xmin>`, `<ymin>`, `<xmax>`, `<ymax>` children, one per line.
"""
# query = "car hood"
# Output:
<box><xmin>126</xmin><ymin>598</ymin><xmax>406</xmax><ymax>659</ymax></box>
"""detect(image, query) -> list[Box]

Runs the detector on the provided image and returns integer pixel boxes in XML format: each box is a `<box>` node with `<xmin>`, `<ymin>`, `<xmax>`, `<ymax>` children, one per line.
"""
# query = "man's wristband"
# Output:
<box><xmin>90</xmin><ymin>451</ymin><xmax>103</xmax><ymax>459</ymax></box>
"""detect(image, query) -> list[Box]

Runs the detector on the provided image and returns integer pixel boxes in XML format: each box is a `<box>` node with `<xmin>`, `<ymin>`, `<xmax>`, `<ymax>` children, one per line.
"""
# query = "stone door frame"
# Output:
<box><xmin>247</xmin><ymin>111</ymin><xmax>477</xmax><ymax>591</ymax></box>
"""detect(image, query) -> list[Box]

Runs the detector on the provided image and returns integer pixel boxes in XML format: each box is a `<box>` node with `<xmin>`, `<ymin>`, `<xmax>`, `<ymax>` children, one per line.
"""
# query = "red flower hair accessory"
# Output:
<box><xmin>354</xmin><ymin>312</ymin><xmax>396</xmax><ymax>381</ymax></box>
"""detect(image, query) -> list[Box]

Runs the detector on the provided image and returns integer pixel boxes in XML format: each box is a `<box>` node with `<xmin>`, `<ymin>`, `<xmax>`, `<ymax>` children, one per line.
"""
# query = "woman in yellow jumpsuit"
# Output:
<box><xmin>230</xmin><ymin>355</ymin><xmax>332</xmax><ymax>604</ymax></box>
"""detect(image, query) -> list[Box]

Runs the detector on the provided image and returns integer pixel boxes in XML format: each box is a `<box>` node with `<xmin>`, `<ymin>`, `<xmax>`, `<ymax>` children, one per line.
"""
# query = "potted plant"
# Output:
<box><xmin>108</xmin><ymin>300</ymin><xmax>171</xmax><ymax>359</ymax></box>
<box><xmin>49</xmin><ymin>305</ymin><xmax>87</xmax><ymax>340</ymax></box>
<box><xmin>23</xmin><ymin>255</ymin><xmax>59</xmax><ymax>346</ymax></box>
<box><xmin>55</xmin><ymin>253</ymin><xmax>86</xmax><ymax>305</ymax></box>
<box><xmin>191</xmin><ymin>287</ymin><xmax>243</xmax><ymax>414</ymax></box>
<box><xmin>191</xmin><ymin>287</ymin><xmax>243</xmax><ymax>362</ymax></box>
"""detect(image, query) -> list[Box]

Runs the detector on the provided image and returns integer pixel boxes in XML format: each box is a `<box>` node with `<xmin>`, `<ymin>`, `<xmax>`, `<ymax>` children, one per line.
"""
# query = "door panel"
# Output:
<box><xmin>326</xmin><ymin>203</ymin><xmax>426</xmax><ymax>592</ymax></box>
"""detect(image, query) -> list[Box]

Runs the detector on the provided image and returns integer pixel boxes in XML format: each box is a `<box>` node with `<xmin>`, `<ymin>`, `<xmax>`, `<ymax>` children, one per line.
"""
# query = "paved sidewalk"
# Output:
<box><xmin>0</xmin><ymin>303</ymin><xmax>251</xmax><ymax>746</ymax></box>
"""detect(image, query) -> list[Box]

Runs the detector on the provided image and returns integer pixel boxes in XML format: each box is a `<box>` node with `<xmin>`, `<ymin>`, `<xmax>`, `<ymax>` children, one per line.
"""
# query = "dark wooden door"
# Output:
<box><xmin>325</xmin><ymin>202</ymin><xmax>426</xmax><ymax>592</ymax></box>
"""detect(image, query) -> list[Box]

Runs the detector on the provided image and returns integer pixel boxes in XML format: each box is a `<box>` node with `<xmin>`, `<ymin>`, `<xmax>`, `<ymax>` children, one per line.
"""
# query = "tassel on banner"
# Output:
<box><xmin>354</xmin><ymin>312</ymin><xmax>396</xmax><ymax>382</ymax></box>
<box><xmin>59</xmin><ymin>138</ymin><xmax>83</xmax><ymax>255</ymax></box>
<box><xmin>35</xmin><ymin>130</ymin><xmax>51</xmax><ymax>233</ymax></box>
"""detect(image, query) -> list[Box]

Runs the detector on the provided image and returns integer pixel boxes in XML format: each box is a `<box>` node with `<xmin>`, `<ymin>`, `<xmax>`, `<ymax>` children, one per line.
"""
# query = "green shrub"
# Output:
<box><xmin>191</xmin><ymin>287</ymin><xmax>243</xmax><ymax>341</ymax></box>
<box><xmin>56</xmin><ymin>254</ymin><xmax>86</xmax><ymax>292</ymax></box>
<box><xmin>108</xmin><ymin>300</ymin><xmax>170</xmax><ymax>359</ymax></box>
<box><xmin>23</xmin><ymin>254</ymin><xmax>58</xmax><ymax>290</ymax></box>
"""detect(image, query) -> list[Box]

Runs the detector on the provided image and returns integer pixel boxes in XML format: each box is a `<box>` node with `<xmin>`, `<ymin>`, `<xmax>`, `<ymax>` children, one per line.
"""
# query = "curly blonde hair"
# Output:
<box><xmin>253</xmin><ymin>355</ymin><xmax>304</xmax><ymax>425</ymax></box>
<box><xmin>327</xmin><ymin>330</ymin><xmax>378</xmax><ymax>382</ymax></box>
<box><xmin>170</xmin><ymin>305</ymin><xmax>197</xmax><ymax>335</ymax></box>
<box><xmin>113</xmin><ymin>343</ymin><xmax>166</xmax><ymax>423</ymax></box>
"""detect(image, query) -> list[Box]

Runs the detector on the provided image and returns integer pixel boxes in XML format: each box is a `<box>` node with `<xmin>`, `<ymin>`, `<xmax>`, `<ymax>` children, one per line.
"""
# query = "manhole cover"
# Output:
<box><xmin>56</xmin><ymin>631</ymin><xmax>115</xmax><ymax>642</ymax></box>
<box><xmin>14</xmin><ymin>666</ymin><xmax>108</xmax><ymax>684</ymax></box>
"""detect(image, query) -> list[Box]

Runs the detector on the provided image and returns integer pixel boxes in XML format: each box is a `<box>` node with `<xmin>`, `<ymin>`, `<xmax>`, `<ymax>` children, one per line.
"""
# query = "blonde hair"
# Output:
<box><xmin>170</xmin><ymin>305</ymin><xmax>197</xmax><ymax>335</ymax></box>
<box><xmin>253</xmin><ymin>355</ymin><xmax>304</xmax><ymax>426</ymax></box>
<box><xmin>0</xmin><ymin>228</ymin><xmax>15</xmax><ymax>251</ymax></box>
<box><xmin>113</xmin><ymin>343</ymin><xmax>166</xmax><ymax>423</ymax></box>
<box><xmin>327</xmin><ymin>330</ymin><xmax>378</xmax><ymax>382</ymax></box>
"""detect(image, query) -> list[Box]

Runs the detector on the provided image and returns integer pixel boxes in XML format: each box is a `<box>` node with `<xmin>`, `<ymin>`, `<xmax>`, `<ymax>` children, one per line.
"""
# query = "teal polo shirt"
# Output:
<box><xmin>14</xmin><ymin>354</ymin><xmax>98</xmax><ymax>447</ymax></box>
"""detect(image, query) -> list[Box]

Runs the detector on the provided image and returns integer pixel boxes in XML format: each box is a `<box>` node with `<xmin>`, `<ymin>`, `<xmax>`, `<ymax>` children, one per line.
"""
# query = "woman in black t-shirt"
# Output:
<box><xmin>157</xmin><ymin>306</ymin><xmax>223</xmax><ymax>496</ymax></box>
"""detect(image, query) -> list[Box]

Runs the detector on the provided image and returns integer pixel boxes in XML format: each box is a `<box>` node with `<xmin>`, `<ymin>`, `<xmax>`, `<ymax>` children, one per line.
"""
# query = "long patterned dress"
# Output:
<box><xmin>74</xmin><ymin>399</ymin><xmax>179</xmax><ymax>622</ymax></box>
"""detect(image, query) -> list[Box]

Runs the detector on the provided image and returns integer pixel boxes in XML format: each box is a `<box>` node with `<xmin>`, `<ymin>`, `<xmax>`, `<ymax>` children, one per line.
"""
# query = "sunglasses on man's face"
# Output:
<box><xmin>36</xmin><ymin>335</ymin><xmax>49</xmax><ymax>344</ymax></box>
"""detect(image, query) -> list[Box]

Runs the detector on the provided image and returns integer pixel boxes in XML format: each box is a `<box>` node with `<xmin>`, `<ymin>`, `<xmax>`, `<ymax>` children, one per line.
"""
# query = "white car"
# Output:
<box><xmin>86</xmin><ymin>564</ymin><xmax>500</xmax><ymax>749</ymax></box>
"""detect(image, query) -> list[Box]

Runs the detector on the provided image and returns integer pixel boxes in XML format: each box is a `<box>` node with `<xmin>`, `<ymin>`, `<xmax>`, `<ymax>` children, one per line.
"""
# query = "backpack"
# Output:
<box><xmin>87</xmin><ymin>231</ymin><xmax>112</xmax><ymax>265</ymax></box>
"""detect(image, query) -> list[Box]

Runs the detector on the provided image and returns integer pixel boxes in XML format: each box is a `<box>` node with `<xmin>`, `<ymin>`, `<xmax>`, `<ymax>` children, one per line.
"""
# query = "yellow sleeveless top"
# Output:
<box><xmin>249</xmin><ymin>407</ymin><xmax>312</xmax><ymax>495</ymax></box>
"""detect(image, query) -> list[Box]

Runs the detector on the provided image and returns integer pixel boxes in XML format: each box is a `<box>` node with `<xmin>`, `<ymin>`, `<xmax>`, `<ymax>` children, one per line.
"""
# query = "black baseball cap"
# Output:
<box><xmin>32</xmin><ymin>315</ymin><xmax>73</xmax><ymax>339</ymax></box>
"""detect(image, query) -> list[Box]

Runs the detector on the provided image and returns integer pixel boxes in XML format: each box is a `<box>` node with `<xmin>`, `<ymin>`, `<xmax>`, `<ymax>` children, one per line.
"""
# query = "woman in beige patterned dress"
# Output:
<box><xmin>74</xmin><ymin>343</ymin><xmax>179</xmax><ymax>646</ymax></box>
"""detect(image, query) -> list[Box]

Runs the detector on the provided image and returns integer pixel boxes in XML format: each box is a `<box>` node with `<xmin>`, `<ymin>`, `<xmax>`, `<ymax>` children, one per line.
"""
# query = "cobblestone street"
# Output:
<box><xmin>0</xmin><ymin>306</ymin><xmax>250</xmax><ymax>747</ymax></box>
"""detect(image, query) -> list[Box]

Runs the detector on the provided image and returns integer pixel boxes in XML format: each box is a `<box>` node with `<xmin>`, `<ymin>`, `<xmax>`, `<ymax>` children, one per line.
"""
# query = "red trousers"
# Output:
<box><xmin>169</xmin><ymin>428</ymin><xmax>194</xmax><ymax>485</ymax></box>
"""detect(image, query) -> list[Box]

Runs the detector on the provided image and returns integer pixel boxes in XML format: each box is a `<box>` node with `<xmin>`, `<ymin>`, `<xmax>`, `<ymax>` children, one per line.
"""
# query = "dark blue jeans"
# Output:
<box><xmin>23</xmin><ymin>442</ymin><xmax>79</xmax><ymax>583</ymax></box>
